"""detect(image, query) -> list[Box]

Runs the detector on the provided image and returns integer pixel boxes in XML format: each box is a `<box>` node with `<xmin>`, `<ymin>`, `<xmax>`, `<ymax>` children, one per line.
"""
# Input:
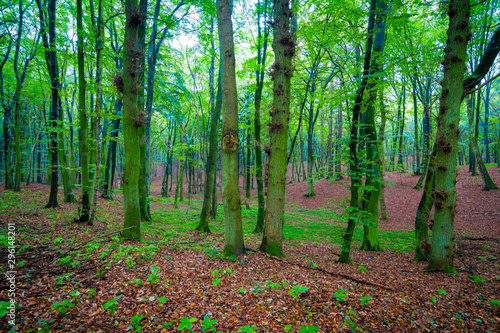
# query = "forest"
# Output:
<box><xmin>0</xmin><ymin>0</ymin><xmax>499</xmax><ymax>331</ymax></box>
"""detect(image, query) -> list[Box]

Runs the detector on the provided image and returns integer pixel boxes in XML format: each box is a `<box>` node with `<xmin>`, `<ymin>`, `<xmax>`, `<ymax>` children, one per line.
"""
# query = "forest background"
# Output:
<box><xmin>1</xmin><ymin>0</ymin><xmax>500</xmax><ymax>331</ymax></box>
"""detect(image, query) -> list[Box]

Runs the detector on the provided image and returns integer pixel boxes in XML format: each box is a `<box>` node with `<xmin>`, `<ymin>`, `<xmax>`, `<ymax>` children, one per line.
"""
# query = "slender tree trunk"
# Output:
<box><xmin>378</xmin><ymin>90</ymin><xmax>388</xmax><ymax>220</ymax></box>
<box><xmin>467</xmin><ymin>94</ymin><xmax>498</xmax><ymax>190</ymax></box>
<box><xmin>259</xmin><ymin>0</ymin><xmax>295</xmax><ymax>257</ymax></box>
<box><xmin>121</xmin><ymin>0</ymin><xmax>144</xmax><ymax>240</ymax></box>
<box><xmin>307</xmin><ymin>99</ymin><xmax>316</xmax><ymax>197</ymax></box>
<box><xmin>76</xmin><ymin>0</ymin><xmax>90</xmax><ymax>219</ymax></box>
<box><xmin>218</xmin><ymin>0</ymin><xmax>245</xmax><ymax>257</ymax></box>
<box><xmin>36</xmin><ymin>0</ymin><xmax>60</xmax><ymax>208</ymax></box>
<box><xmin>360</xmin><ymin>0</ymin><xmax>388</xmax><ymax>252</ymax></box>
<box><xmin>339</xmin><ymin>0</ymin><xmax>376</xmax><ymax>264</ymax></box>
<box><xmin>414</xmin><ymin>145</ymin><xmax>436</xmax><ymax>262</ymax></box>
<box><xmin>197</xmin><ymin>20</ymin><xmax>219</xmax><ymax>231</ymax></box>
<box><xmin>89</xmin><ymin>0</ymin><xmax>103</xmax><ymax>226</ymax></box>
<box><xmin>426</xmin><ymin>0</ymin><xmax>470</xmax><ymax>273</ymax></box>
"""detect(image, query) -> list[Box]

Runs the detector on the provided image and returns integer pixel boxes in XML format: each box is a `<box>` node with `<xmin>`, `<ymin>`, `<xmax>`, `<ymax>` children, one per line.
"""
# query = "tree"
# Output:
<box><xmin>75</xmin><ymin>0</ymin><xmax>91</xmax><ymax>220</ymax></box>
<box><xmin>426</xmin><ymin>0</ymin><xmax>470</xmax><ymax>273</ymax></box>
<box><xmin>217</xmin><ymin>0</ymin><xmax>245</xmax><ymax>256</ymax></box>
<box><xmin>252</xmin><ymin>0</ymin><xmax>271</xmax><ymax>233</ymax></box>
<box><xmin>121</xmin><ymin>0</ymin><xmax>145</xmax><ymax>241</ymax></box>
<box><xmin>36</xmin><ymin>0</ymin><xmax>60</xmax><ymax>208</ymax></box>
<box><xmin>339</xmin><ymin>0</ymin><xmax>376</xmax><ymax>264</ymax></box>
<box><xmin>259</xmin><ymin>0</ymin><xmax>295</xmax><ymax>257</ymax></box>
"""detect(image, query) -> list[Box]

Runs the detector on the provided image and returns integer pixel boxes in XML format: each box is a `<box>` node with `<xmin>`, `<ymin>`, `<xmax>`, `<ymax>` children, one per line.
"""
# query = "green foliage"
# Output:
<box><xmin>238</xmin><ymin>325</ymin><xmax>258</xmax><ymax>333</ymax></box>
<box><xmin>470</xmin><ymin>275</ymin><xmax>485</xmax><ymax>284</ymax></box>
<box><xmin>177</xmin><ymin>316</ymin><xmax>197</xmax><ymax>332</ymax></box>
<box><xmin>51</xmin><ymin>300</ymin><xmax>74</xmax><ymax>315</ymax></box>
<box><xmin>130</xmin><ymin>315</ymin><xmax>143</xmax><ymax>332</ymax></box>
<box><xmin>200</xmin><ymin>316</ymin><xmax>218</xmax><ymax>332</ymax></box>
<box><xmin>487</xmin><ymin>299</ymin><xmax>500</xmax><ymax>307</ymax></box>
<box><xmin>103</xmin><ymin>295</ymin><xmax>122</xmax><ymax>316</ymax></box>
<box><xmin>298</xmin><ymin>325</ymin><xmax>321</xmax><ymax>333</ymax></box>
<box><xmin>158</xmin><ymin>297</ymin><xmax>168</xmax><ymax>306</ymax></box>
<box><xmin>147</xmin><ymin>266</ymin><xmax>161</xmax><ymax>283</ymax></box>
<box><xmin>288</xmin><ymin>285</ymin><xmax>309</xmax><ymax>299</ymax></box>
<box><xmin>359</xmin><ymin>296</ymin><xmax>372</xmax><ymax>305</ymax></box>
<box><xmin>334</xmin><ymin>289</ymin><xmax>348</xmax><ymax>302</ymax></box>
<box><xmin>357</xmin><ymin>265</ymin><xmax>368</xmax><ymax>273</ymax></box>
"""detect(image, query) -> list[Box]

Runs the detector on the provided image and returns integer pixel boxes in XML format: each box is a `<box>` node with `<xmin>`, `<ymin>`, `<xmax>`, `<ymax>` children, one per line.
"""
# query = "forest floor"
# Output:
<box><xmin>1</xmin><ymin>166</ymin><xmax>499</xmax><ymax>332</ymax></box>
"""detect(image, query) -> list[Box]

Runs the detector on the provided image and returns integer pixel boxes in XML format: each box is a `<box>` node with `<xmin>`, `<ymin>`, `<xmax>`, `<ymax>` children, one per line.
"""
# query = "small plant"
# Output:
<box><xmin>87</xmin><ymin>289</ymin><xmax>97</xmax><ymax>298</ymax></box>
<box><xmin>147</xmin><ymin>266</ymin><xmax>161</xmax><ymax>283</ymax></box>
<box><xmin>357</xmin><ymin>265</ymin><xmax>368</xmax><ymax>273</ymax></box>
<box><xmin>267</xmin><ymin>282</ymin><xmax>281</xmax><ymax>289</ymax></box>
<box><xmin>343</xmin><ymin>308</ymin><xmax>358</xmax><ymax>330</ymax></box>
<box><xmin>288</xmin><ymin>285</ymin><xmax>309</xmax><ymax>299</ymax></box>
<box><xmin>200</xmin><ymin>316</ymin><xmax>218</xmax><ymax>332</ymax></box>
<box><xmin>158</xmin><ymin>297</ymin><xmax>168</xmax><ymax>306</ymax></box>
<box><xmin>470</xmin><ymin>275</ymin><xmax>485</xmax><ymax>284</ymax></box>
<box><xmin>238</xmin><ymin>325</ymin><xmax>258</xmax><ymax>333</ymax></box>
<box><xmin>130</xmin><ymin>315</ymin><xmax>143</xmax><ymax>332</ymax></box>
<box><xmin>103</xmin><ymin>295</ymin><xmax>122</xmax><ymax>316</ymax></box>
<box><xmin>438</xmin><ymin>289</ymin><xmax>446</xmax><ymax>296</ymax></box>
<box><xmin>211</xmin><ymin>269</ymin><xmax>221</xmax><ymax>287</ymax></box>
<box><xmin>69</xmin><ymin>290</ymin><xmax>81</xmax><ymax>297</ymax></box>
<box><xmin>56</xmin><ymin>272</ymin><xmax>73</xmax><ymax>284</ymax></box>
<box><xmin>131</xmin><ymin>278</ymin><xmax>144</xmax><ymax>285</ymax></box>
<box><xmin>334</xmin><ymin>289</ymin><xmax>348</xmax><ymax>302</ymax></box>
<box><xmin>299</xmin><ymin>324</ymin><xmax>321</xmax><ymax>333</ymax></box>
<box><xmin>359</xmin><ymin>296</ymin><xmax>372</xmax><ymax>305</ymax></box>
<box><xmin>51</xmin><ymin>300</ymin><xmax>75</xmax><ymax>315</ymax></box>
<box><xmin>487</xmin><ymin>299</ymin><xmax>500</xmax><ymax>307</ymax></box>
<box><xmin>177</xmin><ymin>316</ymin><xmax>197</xmax><ymax>332</ymax></box>
<box><xmin>430</xmin><ymin>296</ymin><xmax>437</xmax><ymax>303</ymax></box>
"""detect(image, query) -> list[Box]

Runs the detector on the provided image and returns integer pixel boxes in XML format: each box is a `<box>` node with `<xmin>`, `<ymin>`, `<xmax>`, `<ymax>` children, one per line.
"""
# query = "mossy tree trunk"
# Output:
<box><xmin>359</xmin><ymin>0</ymin><xmax>388</xmax><ymax>252</ymax></box>
<box><xmin>338</xmin><ymin>0</ymin><xmax>376</xmax><ymax>264</ymax></box>
<box><xmin>36</xmin><ymin>0</ymin><xmax>60</xmax><ymax>208</ymax></box>
<box><xmin>121</xmin><ymin>0</ymin><xmax>144</xmax><ymax>241</ymax></box>
<box><xmin>197</xmin><ymin>57</ymin><xmax>222</xmax><ymax>233</ymax></box>
<box><xmin>259</xmin><ymin>0</ymin><xmax>295</xmax><ymax>257</ymax></box>
<box><xmin>76</xmin><ymin>0</ymin><xmax>90</xmax><ymax>219</ymax></box>
<box><xmin>217</xmin><ymin>0</ymin><xmax>245</xmax><ymax>257</ymax></box>
<box><xmin>253</xmin><ymin>0</ymin><xmax>270</xmax><ymax>233</ymax></box>
<box><xmin>426</xmin><ymin>0</ymin><xmax>470</xmax><ymax>273</ymax></box>
<box><xmin>414</xmin><ymin>145</ymin><xmax>436</xmax><ymax>262</ymax></box>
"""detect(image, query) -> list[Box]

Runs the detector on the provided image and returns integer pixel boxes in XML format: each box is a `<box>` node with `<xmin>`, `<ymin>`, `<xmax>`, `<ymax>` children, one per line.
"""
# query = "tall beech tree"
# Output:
<box><xmin>259</xmin><ymin>0</ymin><xmax>295</xmax><ymax>257</ymax></box>
<box><xmin>36</xmin><ymin>0</ymin><xmax>60</xmax><ymax>208</ymax></box>
<box><xmin>121</xmin><ymin>0</ymin><xmax>145</xmax><ymax>240</ymax></box>
<box><xmin>253</xmin><ymin>0</ymin><xmax>271</xmax><ymax>233</ymax></box>
<box><xmin>75</xmin><ymin>0</ymin><xmax>91</xmax><ymax>220</ymax></box>
<box><xmin>426</xmin><ymin>0</ymin><xmax>470</xmax><ymax>273</ymax></box>
<box><xmin>217</xmin><ymin>0</ymin><xmax>245</xmax><ymax>256</ymax></box>
<box><xmin>339</xmin><ymin>0</ymin><xmax>376</xmax><ymax>264</ymax></box>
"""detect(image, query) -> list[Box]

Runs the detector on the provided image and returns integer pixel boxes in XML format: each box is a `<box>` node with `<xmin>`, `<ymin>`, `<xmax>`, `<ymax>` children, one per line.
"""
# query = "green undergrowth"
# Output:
<box><xmin>148</xmin><ymin>199</ymin><xmax>414</xmax><ymax>253</ymax></box>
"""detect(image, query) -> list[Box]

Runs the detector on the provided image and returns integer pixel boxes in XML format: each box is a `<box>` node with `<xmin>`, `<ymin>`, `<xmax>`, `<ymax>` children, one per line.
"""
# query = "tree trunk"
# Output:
<box><xmin>426</xmin><ymin>0</ymin><xmax>470</xmax><ymax>273</ymax></box>
<box><xmin>360</xmin><ymin>0</ymin><xmax>388</xmax><ymax>252</ymax></box>
<box><xmin>467</xmin><ymin>94</ymin><xmax>498</xmax><ymax>190</ymax></box>
<box><xmin>76</xmin><ymin>0</ymin><xmax>90</xmax><ymax>219</ymax></box>
<box><xmin>414</xmin><ymin>145</ymin><xmax>436</xmax><ymax>262</ymax></box>
<box><xmin>378</xmin><ymin>90</ymin><xmax>388</xmax><ymax>220</ymax></box>
<box><xmin>259</xmin><ymin>0</ymin><xmax>295</xmax><ymax>257</ymax></box>
<box><xmin>339</xmin><ymin>0</ymin><xmax>376</xmax><ymax>264</ymax></box>
<box><xmin>36</xmin><ymin>0</ymin><xmax>60</xmax><ymax>208</ymax></box>
<box><xmin>197</xmin><ymin>22</ymin><xmax>221</xmax><ymax>233</ymax></box>
<box><xmin>89</xmin><ymin>0</ymin><xmax>103</xmax><ymax>226</ymax></box>
<box><xmin>218</xmin><ymin>0</ymin><xmax>245</xmax><ymax>257</ymax></box>
<box><xmin>121</xmin><ymin>0</ymin><xmax>144</xmax><ymax>240</ymax></box>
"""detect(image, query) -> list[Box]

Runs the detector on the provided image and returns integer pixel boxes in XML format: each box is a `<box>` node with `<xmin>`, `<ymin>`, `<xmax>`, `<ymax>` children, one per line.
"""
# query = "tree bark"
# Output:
<box><xmin>339</xmin><ymin>0</ymin><xmax>376</xmax><ymax>264</ymax></box>
<box><xmin>426</xmin><ymin>0</ymin><xmax>470</xmax><ymax>273</ymax></box>
<box><xmin>218</xmin><ymin>0</ymin><xmax>245</xmax><ymax>257</ymax></box>
<box><xmin>121</xmin><ymin>0</ymin><xmax>144</xmax><ymax>240</ymax></box>
<box><xmin>259</xmin><ymin>0</ymin><xmax>295</xmax><ymax>257</ymax></box>
<box><xmin>76</xmin><ymin>0</ymin><xmax>90</xmax><ymax>219</ymax></box>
